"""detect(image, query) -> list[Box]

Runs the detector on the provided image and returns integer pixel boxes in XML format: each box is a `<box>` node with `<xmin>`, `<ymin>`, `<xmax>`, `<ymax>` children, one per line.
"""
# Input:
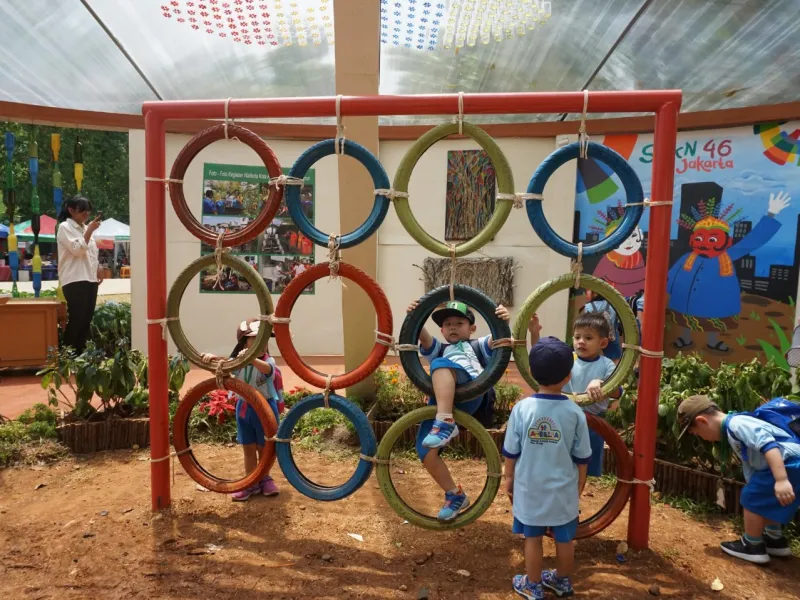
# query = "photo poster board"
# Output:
<box><xmin>199</xmin><ymin>162</ymin><xmax>316</xmax><ymax>295</ymax></box>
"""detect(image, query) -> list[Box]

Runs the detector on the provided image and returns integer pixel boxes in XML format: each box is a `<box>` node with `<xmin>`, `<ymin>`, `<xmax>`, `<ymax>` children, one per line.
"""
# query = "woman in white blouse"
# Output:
<box><xmin>57</xmin><ymin>195</ymin><xmax>104</xmax><ymax>353</ymax></box>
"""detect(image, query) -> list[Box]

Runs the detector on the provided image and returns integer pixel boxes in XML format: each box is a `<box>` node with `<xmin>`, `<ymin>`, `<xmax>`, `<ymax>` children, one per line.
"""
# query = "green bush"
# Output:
<box><xmin>89</xmin><ymin>301</ymin><xmax>132</xmax><ymax>355</ymax></box>
<box><xmin>17</xmin><ymin>403</ymin><xmax>57</xmax><ymax>426</ymax></box>
<box><xmin>0</xmin><ymin>419</ymin><xmax>60</xmax><ymax>468</ymax></box>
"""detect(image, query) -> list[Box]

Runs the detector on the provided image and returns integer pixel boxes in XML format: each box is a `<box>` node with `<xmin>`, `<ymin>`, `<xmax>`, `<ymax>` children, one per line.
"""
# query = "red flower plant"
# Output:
<box><xmin>199</xmin><ymin>390</ymin><xmax>236</xmax><ymax>423</ymax></box>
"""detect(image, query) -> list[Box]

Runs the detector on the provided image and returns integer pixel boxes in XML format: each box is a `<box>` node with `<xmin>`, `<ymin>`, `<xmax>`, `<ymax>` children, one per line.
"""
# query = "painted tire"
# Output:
<box><xmin>393</xmin><ymin>121</ymin><xmax>515</xmax><ymax>257</ymax></box>
<box><xmin>167</xmin><ymin>253</ymin><xmax>274</xmax><ymax>372</ymax></box>
<box><xmin>399</xmin><ymin>284</ymin><xmax>512</xmax><ymax>401</ymax></box>
<box><xmin>287</xmin><ymin>139</ymin><xmax>391</xmax><ymax>248</ymax></box>
<box><xmin>168</xmin><ymin>124</ymin><xmax>284</xmax><ymax>247</ymax></box>
<box><xmin>273</xmin><ymin>262</ymin><xmax>393</xmax><ymax>389</ymax></box>
<box><xmin>572</xmin><ymin>414</ymin><xmax>633</xmax><ymax>539</ymax></box>
<box><xmin>173</xmin><ymin>377</ymin><xmax>278</xmax><ymax>493</ymax></box>
<box><xmin>526</xmin><ymin>142</ymin><xmax>644</xmax><ymax>258</ymax></box>
<box><xmin>511</xmin><ymin>274</ymin><xmax>638</xmax><ymax>404</ymax></box>
<box><xmin>375</xmin><ymin>406</ymin><xmax>501</xmax><ymax>530</ymax></box>
<box><xmin>276</xmin><ymin>393</ymin><xmax>376</xmax><ymax>501</ymax></box>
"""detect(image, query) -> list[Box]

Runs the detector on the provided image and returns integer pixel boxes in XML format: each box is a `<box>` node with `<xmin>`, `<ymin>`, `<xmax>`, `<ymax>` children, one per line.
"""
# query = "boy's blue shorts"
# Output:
<box><xmin>740</xmin><ymin>457</ymin><xmax>800</xmax><ymax>524</ymax></box>
<box><xmin>416</xmin><ymin>359</ymin><xmax>479</xmax><ymax>462</ymax></box>
<box><xmin>584</xmin><ymin>410</ymin><xmax>607</xmax><ymax>477</ymax></box>
<box><xmin>512</xmin><ymin>517</ymin><xmax>579</xmax><ymax>543</ymax></box>
<box><xmin>236</xmin><ymin>396</ymin><xmax>279</xmax><ymax>447</ymax></box>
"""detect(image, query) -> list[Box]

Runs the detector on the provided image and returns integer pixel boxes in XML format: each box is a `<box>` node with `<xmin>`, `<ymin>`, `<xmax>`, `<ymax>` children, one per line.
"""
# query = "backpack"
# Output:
<box><xmin>468</xmin><ymin>339</ymin><xmax>497</xmax><ymax>429</ymax></box>
<box><xmin>273</xmin><ymin>363</ymin><xmax>286</xmax><ymax>414</ymax></box>
<box><xmin>726</xmin><ymin>398</ymin><xmax>800</xmax><ymax>463</ymax></box>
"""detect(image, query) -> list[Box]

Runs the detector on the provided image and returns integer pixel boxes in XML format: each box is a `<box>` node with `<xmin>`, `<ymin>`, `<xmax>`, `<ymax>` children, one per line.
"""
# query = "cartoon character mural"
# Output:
<box><xmin>590</xmin><ymin>200</ymin><xmax>646</xmax><ymax>297</ymax></box>
<box><xmin>667</xmin><ymin>192</ymin><xmax>790</xmax><ymax>352</ymax></box>
<box><xmin>571</xmin><ymin>123</ymin><xmax>800</xmax><ymax>368</ymax></box>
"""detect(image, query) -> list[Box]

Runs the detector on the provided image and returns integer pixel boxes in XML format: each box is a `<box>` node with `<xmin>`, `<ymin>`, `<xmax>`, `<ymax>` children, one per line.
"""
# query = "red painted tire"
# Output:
<box><xmin>172</xmin><ymin>377</ymin><xmax>278</xmax><ymax>493</ymax></box>
<box><xmin>573</xmin><ymin>414</ymin><xmax>633</xmax><ymax>539</ymax></box>
<box><xmin>168</xmin><ymin>124</ymin><xmax>284</xmax><ymax>247</ymax></box>
<box><xmin>274</xmin><ymin>262</ymin><xmax>393</xmax><ymax>389</ymax></box>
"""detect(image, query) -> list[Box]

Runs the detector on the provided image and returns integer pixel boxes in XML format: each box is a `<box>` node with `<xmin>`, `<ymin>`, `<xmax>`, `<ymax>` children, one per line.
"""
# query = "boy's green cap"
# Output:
<box><xmin>431</xmin><ymin>301</ymin><xmax>475</xmax><ymax>327</ymax></box>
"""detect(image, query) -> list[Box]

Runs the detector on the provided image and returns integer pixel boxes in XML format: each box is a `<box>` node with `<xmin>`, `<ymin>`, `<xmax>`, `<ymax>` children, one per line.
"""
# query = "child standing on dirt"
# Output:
<box><xmin>407</xmin><ymin>299</ymin><xmax>510</xmax><ymax>521</ymax></box>
<box><xmin>504</xmin><ymin>336</ymin><xmax>591</xmax><ymax>599</ymax></box>
<box><xmin>202</xmin><ymin>319</ymin><xmax>283</xmax><ymax>501</ymax></box>
<box><xmin>528</xmin><ymin>312</ymin><xmax>621</xmax><ymax>478</ymax></box>
<box><xmin>677</xmin><ymin>395</ymin><xmax>800</xmax><ymax>564</ymax></box>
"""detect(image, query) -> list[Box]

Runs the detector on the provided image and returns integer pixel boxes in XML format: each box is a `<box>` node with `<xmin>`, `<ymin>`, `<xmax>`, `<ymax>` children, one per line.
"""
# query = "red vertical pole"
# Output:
<box><xmin>627</xmin><ymin>100</ymin><xmax>680</xmax><ymax>549</ymax></box>
<box><xmin>144</xmin><ymin>110</ymin><xmax>171</xmax><ymax>510</ymax></box>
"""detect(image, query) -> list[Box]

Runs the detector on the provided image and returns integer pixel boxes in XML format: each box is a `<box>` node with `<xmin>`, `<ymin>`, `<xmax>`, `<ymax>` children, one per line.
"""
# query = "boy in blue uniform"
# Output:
<box><xmin>678</xmin><ymin>395</ymin><xmax>800</xmax><ymax>564</ymax></box>
<box><xmin>504</xmin><ymin>337</ymin><xmax>592</xmax><ymax>599</ymax></box>
<box><xmin>407</xmin><ymin>299</ymin><xmax>510</xmax><ymax>521</ymax></box>
<box><xmin>529</xmin><ymin>312</ymin><xmax>621</xmax><ymax>478</ymax></box>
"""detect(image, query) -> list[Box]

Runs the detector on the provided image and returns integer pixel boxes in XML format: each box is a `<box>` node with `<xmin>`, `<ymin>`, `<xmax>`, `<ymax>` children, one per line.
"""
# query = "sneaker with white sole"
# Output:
<box><xmin>512</xmin><ymin>575</ymin><xmax>544</xmax><ymax>600</ymax></box>
<box><xmin>437</xmin><ymin>486</ymin><xmax>470</xmax><ymax>521</ymax></box>
<box><xmin>720</xmin><ymin>537</ymin><xmax>770</xmax><ymax>564</ymax></box>
<box><xmin>764</xmin><ymin>534</ymin><xmax>793</xmax><ymax>558</ymax></box>
<box><xmin>422</xmin><ymin>420</ymin><xmax>459</xmax><ymax>449</ymax></box>
<box><xmin>231</xmin><ymin>484</ymin><xmax>262</xmax><ymax>502</ymax></box>
<box><xmin>542</xmin><ymin>569</ymin><xmax>574</xmax><ymax>597</ymax></box>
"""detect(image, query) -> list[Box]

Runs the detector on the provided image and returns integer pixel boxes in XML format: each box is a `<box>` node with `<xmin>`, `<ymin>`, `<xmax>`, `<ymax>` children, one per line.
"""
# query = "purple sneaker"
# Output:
<box><xmin>231</xmin><ymin>484</ymin><xmax>262</xmax><ymax>502</ymax></box>
<box><xmin>260</xmin><ymin>476</ymin><xmax>279</xmax><ymax>497</ymax></box>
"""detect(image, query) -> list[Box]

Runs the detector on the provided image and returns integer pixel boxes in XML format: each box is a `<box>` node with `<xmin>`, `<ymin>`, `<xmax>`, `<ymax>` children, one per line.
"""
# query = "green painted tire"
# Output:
<box><xmin>375</xmin><ymin>406</ymin><xmax>502</xmax><ymax>530</ymax></box>
<box><xmin>392</xmin><ymin>121</ymin><xmax>515</xmax><ymax>257</ymax></box>
<box><xmin>511</xmin><ymin>274</ymin><xmax>639</xmax><ymax>405</ymax></box>
<box><xmin>167</xmin><ymin>253</ymin><xmax>274</xmax><ymax>372</ymax></box>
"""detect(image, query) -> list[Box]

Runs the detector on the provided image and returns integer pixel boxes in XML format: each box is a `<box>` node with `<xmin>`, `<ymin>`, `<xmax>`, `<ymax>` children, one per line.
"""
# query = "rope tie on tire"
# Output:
<box><xmin>578</xmin><ymin>89</ymin><xmax>590</xmax><ymax>159</ymax></box>
<box><xmin>335</xmin><ymin>94</ymin><xmax>346</xmax><ymax>155</ymax></box>
<box><xmin>374</xmin><ymin>189</ymin><xmax>410</xmax><ymax>200</ymax></box>
<box><xmin>265</xmin><ymin>436</ymin><xmax>292</xmax><ymax>443</ymax></box>
<box><xmin>496</xmin><ymin>192</ymin><xmax>544</xmax><ymax>209</ymax></box>
<box><xmin>624</xmin><ymin>197</ymin><xmax>674</xmax><ymax>208</ymax></box>
<box><xmin>360</xmin><ymin>454</ymin><xmax>391</xmax><ymax>465</ymax></box>
<box><xmin>323</xmin><ymin>374</ymin><xmax>333</xmax><ymax>408</ymax></box>
<box><xmin>213</xmin><ymin>232</ymin><xmax>230</xmax><ymax>290</ymax></box>
<box><xmin>617</xmin><ymin>477</ymin><xmax>656</xmax><ymax>492</ymax></box>
<box><xmin>223</xmin><ymin>97</ymin><xmax>240</xmax><ymax>142</ymax></box>
<box><xmin>490</xmin><ymin>337</ymin><xmax>527</xmax><ymax>349</ymax></box>
<box><xmin>150</xmin><ymin>447</ymin><xmax>194</xmax><ymax>485</ymax></box>
<box><xmin>621</xmin><ymin>343</ymin><xmax>664</xmax><ymax>358</ymax></box>
<box><xmin>448</xmin><ymin>244</ymin><xmax>457</xmax><ymax>301</ymax></box>
<box><xmin>453</xmin><ymin>91</ymin><xmax>465</xmax><ymax>135</ymax></box>
<box><xmin>259</xmin><ymin>314</ymin><xmax>291</xmax><ymax>325</ymax></box>
<box><xmin>144</xmin><ymin>177</ymin><xmax>184</xmax><ymax>192</ymax></box>
<box><xmin>571</xmin><ymin>242</ymin><xmax>584</xmax><ymax>288</ymax></box>
<box><xmin>147</xmin><ymin>316</ymin><xmax>179</xmax><ymax>340</ymax></box>
<box><xmin>327</xmin><ymin>233</ymin><xmax>344</xmax><ymax>283</ymax></box>
<box><xmin>268</xmin><ymin>174</ymin><xmax>306</xmax><ymax>188</ymax></box>
<box><xmin>375</xmin><ymin>330</ymin><xmax>419</xmax><ymax>355</ymax></box>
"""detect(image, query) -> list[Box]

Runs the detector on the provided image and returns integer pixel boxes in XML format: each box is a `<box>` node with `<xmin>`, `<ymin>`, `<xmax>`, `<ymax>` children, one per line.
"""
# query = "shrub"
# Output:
<box><xmin>89</xmin><ymin>301</ymin><xmax>132</xmax><ymax>355</ymax></box>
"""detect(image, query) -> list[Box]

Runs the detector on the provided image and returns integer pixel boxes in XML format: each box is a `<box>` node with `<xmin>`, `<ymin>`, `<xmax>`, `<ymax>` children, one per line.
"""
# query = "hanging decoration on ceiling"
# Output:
<box><xmin>159</xmin><ymin>0</ymin><xmax>334</xmax><ymax>47</ymax></box>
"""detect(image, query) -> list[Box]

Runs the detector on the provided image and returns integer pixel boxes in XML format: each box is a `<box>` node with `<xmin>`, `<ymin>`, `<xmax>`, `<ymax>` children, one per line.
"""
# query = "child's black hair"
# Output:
<box><xmin>229</xmin><ymin>336</ymin><xmax>270</xmax><ymax>359</ymax></box>
<box><xmin>205</xmin><ymin>189</ymin><xmax>213</xmax><ymax>198</ymax></box>
<box><xmin>57</xmin><ymin>195</ymin><xmax>92</xmax><ymax>223</ymax></box>
<box><xmin>573</xmin><ymin>312</ymin><xmax>610</xmax><ymax>339</ymax></box>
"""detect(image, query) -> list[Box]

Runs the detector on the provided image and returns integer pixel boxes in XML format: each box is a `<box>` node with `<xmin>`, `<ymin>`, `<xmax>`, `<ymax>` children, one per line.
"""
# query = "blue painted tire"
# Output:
<box><xmin>526</xmin><ymin>142</ymin><xmax>644</xmax><ymax>258</ymax></box>
<box><xmin>276</xmin><ymin>393</ymin><xmax>377</xmax><ymax>501</ymax></box>
<box><xmin>287</xmin><ymin>139</ymin><xmax>391</xmax><ymax>248</ymax></box>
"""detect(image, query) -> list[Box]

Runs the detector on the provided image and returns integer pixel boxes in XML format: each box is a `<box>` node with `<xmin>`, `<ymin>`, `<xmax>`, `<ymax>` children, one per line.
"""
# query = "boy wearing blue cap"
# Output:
<box><xmin>407</xmin><ymin>299</ymin><xmax>510</xmax><ymax>521</ymax></box>
<box><xmin>503</xmin><ymin>336</ymin><xmax>592</xmax><ymax>600</ymax></box>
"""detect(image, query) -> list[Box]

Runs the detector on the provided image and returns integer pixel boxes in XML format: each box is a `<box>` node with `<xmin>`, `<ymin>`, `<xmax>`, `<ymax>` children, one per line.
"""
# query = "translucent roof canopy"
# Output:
<box><xmin>1</xmin><ymin>0</ymin><xmax>798</xmax><ymax>124</ymax></box>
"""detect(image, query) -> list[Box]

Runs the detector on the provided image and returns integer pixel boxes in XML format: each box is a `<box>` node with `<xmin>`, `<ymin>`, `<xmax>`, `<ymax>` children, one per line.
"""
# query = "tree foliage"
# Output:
<box><xmin>0</xmin><ymin>122</ymin><xmax>129</xmax><ymax>224</ymax></box>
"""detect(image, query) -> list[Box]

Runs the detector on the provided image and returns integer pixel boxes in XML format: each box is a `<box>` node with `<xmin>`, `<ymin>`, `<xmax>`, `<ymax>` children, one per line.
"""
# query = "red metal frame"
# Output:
<box><xmin>143</xmin><ymin>91</ymin><xmax>681</xmax><ymax>549</ymax></box>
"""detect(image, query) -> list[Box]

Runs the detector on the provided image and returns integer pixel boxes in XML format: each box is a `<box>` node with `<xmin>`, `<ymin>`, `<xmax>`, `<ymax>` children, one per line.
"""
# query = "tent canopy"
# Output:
<box><xmin>15</xmin><ymin>215</ymin><xmax>57</xmax><ymax>242</ymax></box>
<box><xmin>1</xmin><ymin>1</ymin><xmax>798</xmax><ymax>125</ymax></box>
<box><xmin>94</xmin><ymin>218</ymin><xmax>130</xmax><ymax>241</ymax></box>
<box><xmin>0</xmin><ymin>223</ymin><xmax>8</xmax><ymax>239</ymax></box>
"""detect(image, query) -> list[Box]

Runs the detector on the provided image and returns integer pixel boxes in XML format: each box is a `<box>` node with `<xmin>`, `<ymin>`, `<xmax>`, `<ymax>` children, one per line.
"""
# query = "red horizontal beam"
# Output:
<box><xmin>142</xmin><ymin>90</ymin><xmax>682</xmax><ymax>121</ymax></box>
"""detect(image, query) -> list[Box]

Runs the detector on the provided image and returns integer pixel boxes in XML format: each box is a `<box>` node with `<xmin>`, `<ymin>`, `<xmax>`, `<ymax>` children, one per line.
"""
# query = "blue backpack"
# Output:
<box><xmin>726</xmin><ymin>397</ymin><xmax>800</xmax><ymax>462</ymax></box>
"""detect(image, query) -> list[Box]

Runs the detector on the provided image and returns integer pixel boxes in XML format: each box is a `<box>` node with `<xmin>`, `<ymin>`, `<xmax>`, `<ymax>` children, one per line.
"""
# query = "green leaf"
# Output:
<box><xmin>769</xmin><ymin>318</ymin><xmax>791</xmax><ymax>354</ymax></box>
<box><xmin>757</xmin><ymin>339</ymin><xmax>790</xmax><ymax>372</ymax></box>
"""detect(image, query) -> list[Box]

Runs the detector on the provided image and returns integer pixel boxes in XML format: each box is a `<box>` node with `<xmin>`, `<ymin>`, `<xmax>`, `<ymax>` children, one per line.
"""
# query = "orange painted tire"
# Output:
<box><xmin>172</xmin><ymin>377</ymin><xmax>278</xmax><ymax>493</ymax></box>
<box><xmin>168</xmin><ymin>124</ymin><xmax>284</xmax><ymax>247</ymax></box>
<box><xmin>573</xmin><ymin>414</ymin><xmax>633</xmax><ymax>540</ymax></box>
<box><xmin>274</xmin><ymin>262</ymin><xmax>393</xmax><ymax>389</ymax></box>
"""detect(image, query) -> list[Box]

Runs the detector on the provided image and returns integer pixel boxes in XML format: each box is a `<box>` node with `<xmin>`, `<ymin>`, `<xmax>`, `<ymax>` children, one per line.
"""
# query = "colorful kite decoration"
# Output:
<box><xmin>576</xmin><ymin>134</ymin><xmax>638</xmax><ymax>205</ymax></box>
<box><xmin>754</xmin><ymin>122</ymin><xmax>800</xmax><ymax>166</ymax></box>
<box><xmin>677</xmin><ymin>197</ymin><xmax>745</xmax><ymax>233</ymax></box>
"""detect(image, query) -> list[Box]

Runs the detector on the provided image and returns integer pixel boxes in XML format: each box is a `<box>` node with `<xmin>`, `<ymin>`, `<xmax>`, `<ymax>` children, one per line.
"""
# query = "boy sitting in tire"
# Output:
<box><xmin>678</xmin><ymin>395</ymin><xmax>800</xmax><ymax>564</ymax></box>
<box><xmin>407</xmin><ymin>299</ymin><xmax>509</xmax><ymax>521</ymax></box>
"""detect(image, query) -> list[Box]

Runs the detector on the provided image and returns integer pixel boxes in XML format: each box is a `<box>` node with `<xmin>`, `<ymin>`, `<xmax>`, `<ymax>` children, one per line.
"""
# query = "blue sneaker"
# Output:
<box><xmin>422</xmin><ymin>420</ymin><xmax>459</xmax><ymax>449</ymax></box>
<box><xmin>512</xmin><ymin>575</ymin><xmax>544</xmax><ymax>600</ymax></box>
<box><xmin>542</xmin><ymin>569</ymin><xmax>574</xmax><ymax>597</ymax></box>
<box><xmin>437</xmin><ymin>486</ymin><xmax>470</xmax><ymax>521</ymax></box>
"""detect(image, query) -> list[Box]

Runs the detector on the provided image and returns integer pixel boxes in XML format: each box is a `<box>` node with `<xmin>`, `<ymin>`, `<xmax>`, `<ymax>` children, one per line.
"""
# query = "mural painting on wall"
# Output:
<box><xmin>445</xmin><ymin>149</ymin><xmax>496</xmax><ymax>241</ymax></box>
<box><xmin>200</xmin><ymin>163</ymin><xmax>316</xmax><ymax>295</ymax></box>
<box><xmin>572</xmin><ymin>122</ymin><xmax>800</xmax><ymax>368</ymax></box>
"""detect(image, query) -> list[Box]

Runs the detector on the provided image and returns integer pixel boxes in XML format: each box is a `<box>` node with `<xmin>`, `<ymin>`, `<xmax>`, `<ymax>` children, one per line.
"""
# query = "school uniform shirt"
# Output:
<box><xmin>420</xmin><ymin>335</ymin><xmax>492</xmax><ymax>378</ymax></box>
<box><xmin>724</xmin><ymin>414</ymin><xmax>800</xmax><ymax>482</ymax></box>
<box><xmin>57</xmin><ymin>218</ymin><xmax>98</xmax><ymax>286</ymax></box>
<box><xmin>564</xmin><ymin>354</ymin><xmax>617</xmax><ymax>415</ymax></box>
<box><xmin>233</xmin><ymin>356</ymin><xmax>279</xmax><ymax>410</ymax></box>
<box><xmin>503</xmin><ymin>394</ymin><xmax>592</xmax><ymax>526</ymax></box>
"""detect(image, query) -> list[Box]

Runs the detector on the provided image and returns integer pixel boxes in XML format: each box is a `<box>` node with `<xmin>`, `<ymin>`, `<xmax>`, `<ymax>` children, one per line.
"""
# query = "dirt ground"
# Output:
<box><xmin>1</xmin><ymin>447</ymin><xmax>798</xmax><ymax>600</ymax></box>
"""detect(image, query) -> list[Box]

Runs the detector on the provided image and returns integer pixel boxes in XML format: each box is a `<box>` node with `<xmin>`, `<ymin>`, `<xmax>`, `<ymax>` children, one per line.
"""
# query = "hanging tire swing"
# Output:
<box><xmin>286</xmin><ymin>139</ymin><xmax>391</xmax><ymax>248</ymax></box>
<box><xmin>374</xmin><ymin>406</ymin><xmax>502</xmax><ymax>530</ymax></box>
<box><xmin>392</xmin><ymin>121</ymin><xmax>516</xmax><ymax>257</ymax></box>
<box><xmin>399</xmin><ymin>284</ymin><xmax>512</xmax><ymax>401</ymax></box>
<box><xmin>276</xmin><ymin>393</ymin><xmax>377</xmax><ymax>501</ymax></box>
<box><xmin>273</xmin><ymin>262</ymin><xmax>393</xmax><ymax>390</ymax></box>
<box><xmin>526</xmin><ymin>141</ymin><xmax>644</xmax><ymax>258</ymax></box>
<box><xmin>173</xmin><ymin>377</ymin><xmax>278</xmax><ymax>493</ymax></box>
<box><xmin>167</xmin><ymin>253</ymin><xmax>274</xmax><ymax>372</ymax></box>
<box><xmin>511</xmin><ymin>274</ymin><xmax>639</xmax><ymax>402</ymax></box>
<box><xmin>568</xmin><ymin>414</ymin><xmax>635</xmax><ymax>539</ymax></box>
<box><xmin>168</xmin><ymin>124</ymin><xmax>284</xmax><ymax>247</ymax></box>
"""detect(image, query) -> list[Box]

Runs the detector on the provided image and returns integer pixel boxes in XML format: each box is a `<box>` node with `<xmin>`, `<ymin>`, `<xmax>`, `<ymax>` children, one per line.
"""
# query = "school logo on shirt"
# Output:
<box><xmin>528</xmin><ymin>417</ymin><xmax>562</xmax><ymax>444</ymax></box>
